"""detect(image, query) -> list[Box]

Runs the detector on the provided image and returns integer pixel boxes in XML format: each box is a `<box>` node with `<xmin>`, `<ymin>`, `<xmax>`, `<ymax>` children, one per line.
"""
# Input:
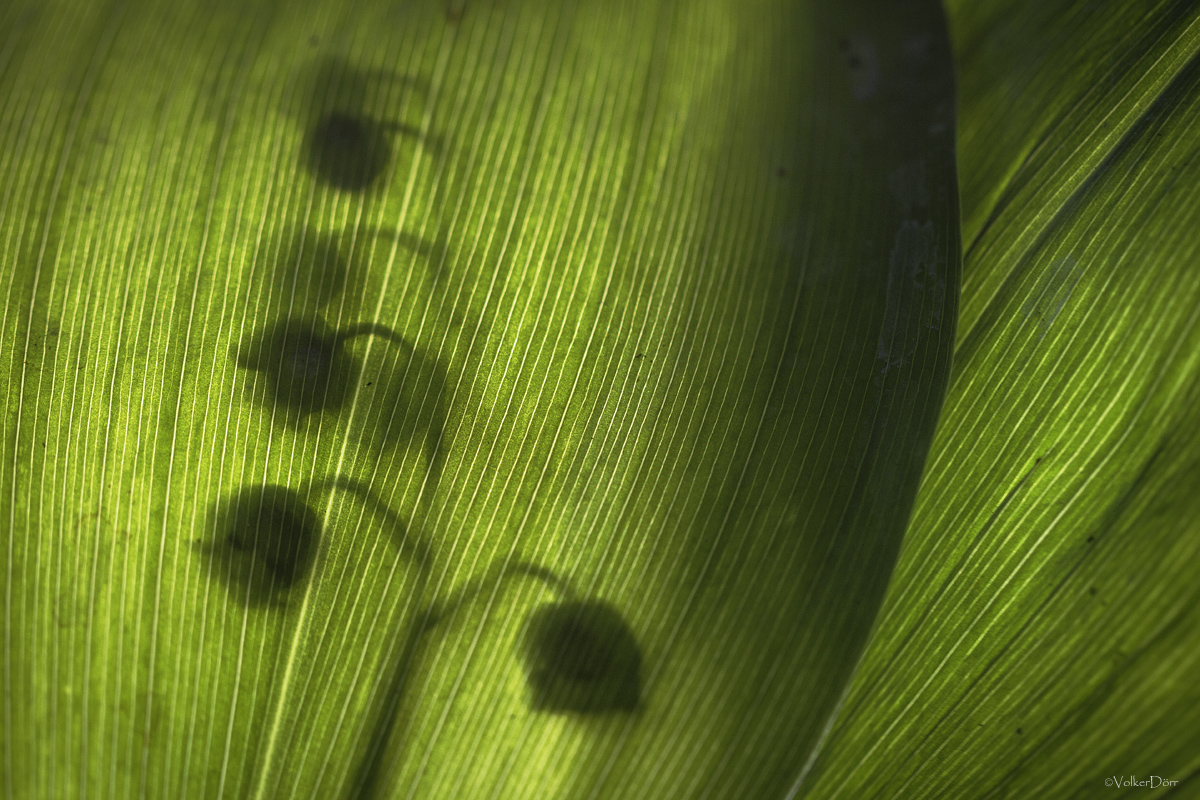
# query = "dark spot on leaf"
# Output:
<box><xmin>1089</xmin><ymin>587</ymin><xmax>1097</xmax><ymax>596</ymax></box>
<box><xmin>1016</xmin><ymin>728</ymin><xmax>1023</xmax><ymax>735</ymax></box>
<box><xmin>205</xmin><ymin>485</ymin><xmax>319</xmax><ymax>605</ymax></box>
<box><xmin>274</xmin><ymin>228</ymin><xmax>352</xmax><ymax>311</ymax></box>
<box><xmin>775</xmin><ymin>167</ymin><xmax>787</xmax><ymax>178</ymax></box>
<box><xmin>1086</xmin><ymin>536</ymin><xmax>1094</xmax><ymax>543</ymax></box>
<box><xmin>521</xmin><ymin>601</ymin><xmax>641</xmax><ymax>714</ymax></box>
<box><xmin>304</xmin><ymin>112</ymin><xmax>391</xmax><ymax>192</ymax></box>
<box><xmin>234</xmin><ymin>318</ymin><xmax>358</xmax><ymax>421</ymax></box>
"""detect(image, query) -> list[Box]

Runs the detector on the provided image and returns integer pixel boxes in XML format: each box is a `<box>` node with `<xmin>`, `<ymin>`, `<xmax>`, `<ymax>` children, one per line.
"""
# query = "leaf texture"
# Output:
<box><xmin>802</xmin><ymin>2</ymin><xmax>1200</xmax><ymax>797</ymax></box>
<box><xmin>0</xmin><ymin>0</ymin><xmax>958</xmax><ymax>798</ymax></box>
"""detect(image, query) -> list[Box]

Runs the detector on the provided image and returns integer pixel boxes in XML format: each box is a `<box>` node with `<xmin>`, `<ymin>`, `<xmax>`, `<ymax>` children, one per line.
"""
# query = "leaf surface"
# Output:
<box><xmin>0</xmin><ymin>0</ymin><xmax>958</xmax><ymax>798</ymax></box>
<box><xmin>803</xmin><ymin>2</ymin><xmax>1200</xmax><ymax>797</ymax></box>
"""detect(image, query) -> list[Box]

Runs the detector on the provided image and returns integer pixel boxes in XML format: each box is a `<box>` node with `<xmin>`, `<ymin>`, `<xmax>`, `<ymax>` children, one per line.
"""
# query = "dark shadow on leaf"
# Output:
<box><xmin>233</xmin><ymin>313</ymin><xmax>447</xmax><ymax>474</ymax></box>
<box><xmin>273</xmin><ymin>226</ymin><xmax>354</xmax><ymax>311</ymax></box>
<box><xmin>270</xmin><ymin>225</ymin><xmax>444</xmax><ymax>314</ymax></box>
<box><xmin>520</xmin><ymin>601</ymin><xmax>642</xmax><ymax>714</ymax></box>
<box><xmin>234</xmin><ymin>317</ymin><xmax>361</xmax><ymax>423</ymax></box>
<box><xmin>299</xmin><ymin>56</ymin><xmax>439</xmax><ymax>194</ymax></box>
<box><xmin>201</xmin><ymin>484</ymin><xmax>320</xmax><ymax>607</ymax></box>
<box><xmin>348</xmin><ymin>560</ymin><xmax>573</xmax><ymax>799</ymax></box>
<box><xmin>304</xmin><ymin>112</ymin><xmax>393</xmax><ymax>192</ymax></box>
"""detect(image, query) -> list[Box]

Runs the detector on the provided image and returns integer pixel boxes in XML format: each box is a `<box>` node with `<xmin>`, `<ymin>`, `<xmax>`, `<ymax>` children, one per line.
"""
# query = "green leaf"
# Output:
<box><xmin>0</xmin><ymin>1</ymin><xmax>957</xmax><ymax>798</ymax></box>
<box><xmin>803</xmin><ymin>2</ymin><xmax>1200</xmax><ymax>797</ymax></box>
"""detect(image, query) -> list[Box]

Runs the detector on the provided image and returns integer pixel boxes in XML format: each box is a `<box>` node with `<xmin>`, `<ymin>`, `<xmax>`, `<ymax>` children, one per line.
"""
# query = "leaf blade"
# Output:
<box><xmin>0</xmin><ymin>1</ymin><xmax>960</xmax><ymax>797</ymax></box>
<box><xmin>804</xmin><ymin>3</ymin><xmax>1200</xmax><ymax>797</ymax></box>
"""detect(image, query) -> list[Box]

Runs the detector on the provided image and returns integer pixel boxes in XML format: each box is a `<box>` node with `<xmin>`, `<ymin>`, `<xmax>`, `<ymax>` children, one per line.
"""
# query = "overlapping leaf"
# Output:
<box><xmin>803</xmin><ymin>2</ymin><xmax>1200</xmax><ymax>797</ymax></box>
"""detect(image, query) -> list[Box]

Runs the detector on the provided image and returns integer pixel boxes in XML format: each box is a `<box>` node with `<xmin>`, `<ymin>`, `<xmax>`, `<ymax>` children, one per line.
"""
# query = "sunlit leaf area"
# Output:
<box><xmin>2</xmin><ymin>0</ymin><xmax>1197</xmax><ymax>798</ymax></box>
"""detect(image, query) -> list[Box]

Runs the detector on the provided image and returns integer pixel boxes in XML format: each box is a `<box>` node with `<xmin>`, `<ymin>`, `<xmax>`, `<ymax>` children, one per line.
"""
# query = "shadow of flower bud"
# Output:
<box><xmin>204</xmin><ymin>484</ymin><xmax>320</xmax><ymax>606</ymax></box>
<box><xmin>520</xmin><ymin>601</ymin><xmax>642</xmax><ymax>714</ymax></box>
<box><xmin>234</xmin><ymin>317</ymin><xmax>359</xmax><ymax>422</ymax></box>
<box><xmin>273</xmin><ymin>226</ymin><xmax>354</xmax><ymax>312</ymax></box>
<box><xmin>304</xmin><ymin>112</ymin><xmax>393</xmax><ymax>193</ymax></box>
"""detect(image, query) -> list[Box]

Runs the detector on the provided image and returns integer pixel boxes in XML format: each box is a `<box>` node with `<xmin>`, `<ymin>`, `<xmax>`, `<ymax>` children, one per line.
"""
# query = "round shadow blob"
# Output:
<box><xmin>234</xmin><ymin>317</ymin><xmax>359</xmax><ymax>422</ymax></box>
<box><xmin>274</xmin><ymin>227</ymin><xmax>353</xmax><ymax>311</ymax></box>
<box><xmin>304</xmin><ymin>112</ymin><xmax>392</xmax><ymax>192</ymax></box>
<box><xmin>520</xmin><ymin>601</ymin><xmax>642</xmax><ymax>714</ymax></box>
<box><xmin>206</xmin><ymin>485</ymin><xmax>320</xmax><ymax>606</ymax></box>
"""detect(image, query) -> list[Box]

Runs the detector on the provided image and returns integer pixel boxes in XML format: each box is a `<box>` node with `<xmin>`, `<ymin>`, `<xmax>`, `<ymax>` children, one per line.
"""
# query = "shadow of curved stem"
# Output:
<box><xmin>310</xmin><ymin>475</ymin><xmax>430</xmax><ymax>569</ymax></box>
<box><xmin>346</xmin><ymin>560</ymin><xmax>574</xmax><ymax>800</ymax></box>
<box><xmin>336</xmin><ymin>322</ymin><xmax>414</xmax><ymax>351</ymax></box>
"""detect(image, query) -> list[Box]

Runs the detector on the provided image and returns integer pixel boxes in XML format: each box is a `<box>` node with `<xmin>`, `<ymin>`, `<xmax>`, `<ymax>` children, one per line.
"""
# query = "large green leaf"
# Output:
<box><xmin>0</xmin><ymin>1</ymin><xmax>957</xmax><ymax>798</ymax></box>
<box><xmin>803</xmin><ymin>1</ymin><xmax>1200</xmax><ymax>797</ymax></box>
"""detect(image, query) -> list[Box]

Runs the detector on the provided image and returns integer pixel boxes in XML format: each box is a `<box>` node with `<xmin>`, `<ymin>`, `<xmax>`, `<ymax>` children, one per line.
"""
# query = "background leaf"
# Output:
<box><xmin>803</xmin><ymin>1</ymin><xmax>1200</xmax><ymax>797</ymax></box>
<box><xmin>0</xmin><ymin>0</ymin><xmax>957</xmax><ymax>798</ymax></box>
